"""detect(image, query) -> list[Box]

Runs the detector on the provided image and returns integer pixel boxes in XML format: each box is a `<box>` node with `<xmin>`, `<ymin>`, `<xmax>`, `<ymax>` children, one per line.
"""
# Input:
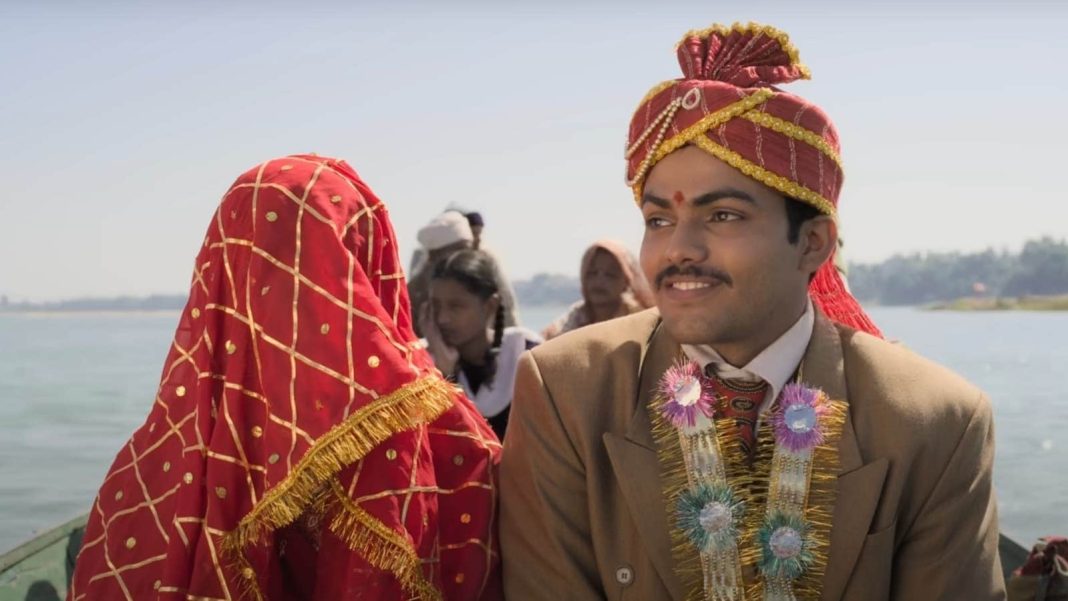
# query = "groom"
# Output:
<box><xmin>498</xmin><ymin>22</ymin><xmax>1004</xmax><ymax>600</ymax></box>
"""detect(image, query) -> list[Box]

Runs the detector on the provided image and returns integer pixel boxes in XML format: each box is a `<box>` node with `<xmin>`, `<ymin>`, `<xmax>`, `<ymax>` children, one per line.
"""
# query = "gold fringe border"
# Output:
<box><xmin>320</xmin><ymin>479</ymin><xmax>443</xmax><ymax>601</ymax></box>
<box><xmin>220</xmin><ymin>375</ymin><xmax>455</xmax><ymax>596</ymax></box>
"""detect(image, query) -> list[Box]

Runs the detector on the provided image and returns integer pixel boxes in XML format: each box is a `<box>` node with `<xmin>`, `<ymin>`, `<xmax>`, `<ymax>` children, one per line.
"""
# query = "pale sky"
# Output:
<box><xmin>2</xmin><ymin>0</ymin><xmax>1066</xmax><ymax>301</ymax></box>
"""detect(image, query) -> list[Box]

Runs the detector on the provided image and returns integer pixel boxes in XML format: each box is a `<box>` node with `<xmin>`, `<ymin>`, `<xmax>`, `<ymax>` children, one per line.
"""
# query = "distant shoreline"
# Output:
<box><xmin>927</xmin><ymin>294</ymin><xmax>1068</xmax><ymax>312</ymax></box>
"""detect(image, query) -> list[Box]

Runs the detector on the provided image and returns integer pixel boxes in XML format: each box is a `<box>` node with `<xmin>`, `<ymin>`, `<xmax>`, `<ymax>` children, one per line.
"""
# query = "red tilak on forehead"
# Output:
<box><xmin>672</xmin><ymin>191</ymin><xmax>685</xmax><ymax>206</ymax></box>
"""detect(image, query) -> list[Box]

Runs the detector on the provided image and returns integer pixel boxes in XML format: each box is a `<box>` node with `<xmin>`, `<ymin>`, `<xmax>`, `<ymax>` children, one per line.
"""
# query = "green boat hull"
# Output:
<box><xmin>0</xmin><ymin>514</ymin><xmax>1034</xmax><ymax>600</ymax></box>
<box><xmin>0</xmin><ymin>515</ymin><xmax>85</xmax><ymax>601</ymax></box>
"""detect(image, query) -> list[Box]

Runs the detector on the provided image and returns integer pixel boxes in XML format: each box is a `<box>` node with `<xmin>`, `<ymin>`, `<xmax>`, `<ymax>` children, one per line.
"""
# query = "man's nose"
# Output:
<box><xmin>664</xmin><ymin>220</ymin><xmax>709</xmax><ymax>266</ymax></box>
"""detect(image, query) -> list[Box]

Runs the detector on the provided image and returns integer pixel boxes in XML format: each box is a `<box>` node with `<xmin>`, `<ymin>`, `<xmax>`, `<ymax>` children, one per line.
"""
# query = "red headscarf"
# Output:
<box><xmin>625</xmin><ymin>23</ymin><xmax>881</xmax><ymax>337</ymax></box>
<box><xmin>69</xmin><ymin>155</ymin><xmax>501</xmax><ymax>600</ymax></box>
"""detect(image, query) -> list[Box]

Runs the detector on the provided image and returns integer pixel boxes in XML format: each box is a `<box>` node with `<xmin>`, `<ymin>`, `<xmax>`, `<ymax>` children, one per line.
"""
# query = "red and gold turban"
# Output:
<box><xmin>626</xmin><ymin>23</ymin><xmax>881</xmax><ymax>337</ymax></box>
<box><xmin>69</xmin><ymin>155</ymin><xmax>501</xmax><ymax>600</ymax></box>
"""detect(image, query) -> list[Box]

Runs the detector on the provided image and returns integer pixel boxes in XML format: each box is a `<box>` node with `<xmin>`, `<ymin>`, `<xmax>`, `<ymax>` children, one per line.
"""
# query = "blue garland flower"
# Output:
<box><xmin>676</xmin><ymin>483</ymin><xmax>744</xmax><ymax>553</ymax></box>
<box><xmin>758</xmin><ymin>510</ymin><xmax>814</xmax><ymax>580</ymax></box>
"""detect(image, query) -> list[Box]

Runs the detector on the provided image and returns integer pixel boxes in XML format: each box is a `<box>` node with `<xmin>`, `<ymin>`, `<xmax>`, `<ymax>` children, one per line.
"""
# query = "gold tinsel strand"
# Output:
<box><xmin>650</xmin><ymin>381</ymin><xmax>849</xmax><ymax>600</ymax></box>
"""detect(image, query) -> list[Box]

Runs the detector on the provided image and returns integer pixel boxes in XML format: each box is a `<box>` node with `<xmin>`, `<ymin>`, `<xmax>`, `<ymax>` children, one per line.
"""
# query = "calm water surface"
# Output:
<box><xmin>0</xmin><ymin>306</ymin><xmax>1064</xmax><ymax>550</ymax></box>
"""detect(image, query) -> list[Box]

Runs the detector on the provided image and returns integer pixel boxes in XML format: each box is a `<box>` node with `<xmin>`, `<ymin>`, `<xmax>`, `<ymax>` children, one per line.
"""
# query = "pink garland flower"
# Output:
<box><xmin>771</xmin><ymin>383</ymin><xmax>828</xmax><ymax>453</ymax></box>
<box><xmin>658</xmin><ymin>360</ymin><xmax>716</xmax><ymax>428</ymax></box>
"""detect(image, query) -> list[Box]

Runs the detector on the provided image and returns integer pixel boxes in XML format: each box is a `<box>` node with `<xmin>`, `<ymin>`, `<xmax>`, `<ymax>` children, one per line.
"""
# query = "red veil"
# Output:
<box><xmin>69</xmin><ymin>155</ymin><xmax>501</xmax><ymax>600</ymax></box>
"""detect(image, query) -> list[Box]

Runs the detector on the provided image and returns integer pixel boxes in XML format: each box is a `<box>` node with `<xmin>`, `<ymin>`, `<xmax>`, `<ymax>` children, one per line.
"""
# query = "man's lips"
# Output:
<box><xmin>664</xmin><ymin>280</ymin><xmax>714</xmax><ymax>291</ymax></box>
<box><xmin>655</xmin><ymin>266</ymin><xmax>732</xmax><ymax>290</ymax></box>
<box><xmin>658</xmin><ymin>276</ymin><xmax>727</xmax><ymax>301</ymax></box>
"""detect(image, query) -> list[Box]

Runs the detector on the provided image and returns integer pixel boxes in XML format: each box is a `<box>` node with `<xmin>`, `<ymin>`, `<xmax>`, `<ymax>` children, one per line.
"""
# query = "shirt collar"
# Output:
<box><xmin>681</xmin><ymin>297</ymin><xmax>814</xmax><ymax>410</ymax></box>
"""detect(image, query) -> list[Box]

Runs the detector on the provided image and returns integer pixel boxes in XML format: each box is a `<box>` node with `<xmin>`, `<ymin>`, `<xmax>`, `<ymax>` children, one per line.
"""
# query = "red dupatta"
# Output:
<box><xmin>69</xmin><ymin>155</ymin><xmax>501</xmax><ymax>600</ymax></box>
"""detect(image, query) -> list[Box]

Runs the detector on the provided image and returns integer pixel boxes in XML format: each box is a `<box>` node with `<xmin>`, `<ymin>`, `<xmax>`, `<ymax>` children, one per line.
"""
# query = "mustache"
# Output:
<box><xmin>655</xmin><ymin>265</ymin><xmax>732</xmax><ymax>289</ymax></box>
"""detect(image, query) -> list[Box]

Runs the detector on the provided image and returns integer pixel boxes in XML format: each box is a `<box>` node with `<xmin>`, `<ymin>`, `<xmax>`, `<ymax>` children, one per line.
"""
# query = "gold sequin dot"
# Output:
<box><xmin>330</xmin><ymin>195</ymin><xmax>342</xmax><ymax>204</ymax></box>
<box><xmin>452</xmin><ymin>455</ymin><xmax>464</xmax><ymax>466</ymax></box>
<box><xmin>265</xmin><ymin>211</ymin><xmax>278</xmax><ymax>222</ymax></box>
<box><xmin>320</xmin><ymin>323</ymin><xmax>330</xmax><ymax>335</ymax></box>
<box><xmin>215</xmin><ymin>487</ymin><xmax>227</xmax><ymax>499</ymax></box>
<box><xmin>279</xmin><ymin>165</ymin><xmax>293</xmax><ymax>171</ymax></box>
<box><xmin>251</xmin><ymin>426</ymin><xmax>263</xmax><ymax>438</ymax></box>
<box><xmin>242</xmin><ymin>567</ymin><xmax>255</xmax><ymax>579</ymax></box>
<box><xmin>125</xmin><ymin>537</ymin><xmax>136</xmax><ymax>549</ymax></box>
<box><xmin>176</xmin><ymin>385</ymin><xmax>186</xmax><ymax>397</ymax></box>
<box><xmin>385</xmin><ymin>449</ymin><xmax>397</xmax><ymax>460</ymax></box>
<box><xmin>183</xmin><ymin>472</ymin><xmax>193</xmax><ymax>484</ymax></box>
<box><xmin>460</xmin><ymin>513</ymin><xmax>472</xmax><ymax>524</ymax></box>
<box><xmin>225</xmin><ymin>340</ymin><xmax>237</xmax><ymax>354</ymax></box>
<box><xmin>314</xmin><ymin>399</ymin><xmax>324</xmax><ymax>410</ymax></box>
<box><xmin>163</xmin><ymin>461</ymin><xmax>171</xmax><ymax>472</ymax></box>
<box><xmin>454</xmin><ymin>573</ymin><xmax>465</xmax><ymax>584</ymax></box>
<box><xmin>114</xmin><ymin>490</ymin><xmax>123</xmax><ymax>501</ymax></box>
<box><xmin>191</xmin><ymin>308</ymin><xmax>201</xmax><ymax>318</ymax></box>
<box><xmin>422</xmin><ymin>513</ymin><xmax>429</xmax><ymax>527</ymax></box>
<box><xmin>153</xmin><ymin>580</ymin><xmax>161</xmax><ymax>590</ymax></box>
<box><xmin>230</xmin><ymin>210</ymin><xmax>237</xmax><ymax>219</ymax></box>
<box><xmin>367</xmin><ymin>355</ymin><xmax>381</xmax><ymax>368</ymax></box>
<box><xmin>260</xmin><ymin>285</ymin><xmax>270</xmax><ymax>296</ymax></box>
<box><xmin>268</xmin><ymin>453</ymin><xmax>280</xmax><ymax>464</ymax></box>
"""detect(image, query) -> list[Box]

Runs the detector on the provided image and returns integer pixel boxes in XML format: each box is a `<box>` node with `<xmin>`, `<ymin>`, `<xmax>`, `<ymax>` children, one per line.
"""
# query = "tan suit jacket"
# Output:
<box><xmin>499</xmin><ymin>309</ymin><xmax>1005</xmax><ymax>600</ymax></box>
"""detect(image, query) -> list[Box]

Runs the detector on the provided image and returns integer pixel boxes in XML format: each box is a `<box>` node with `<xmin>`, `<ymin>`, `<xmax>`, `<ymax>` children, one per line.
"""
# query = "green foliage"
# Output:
<box><xmin>848</xmin><ymin>237</ymin><xmax>1068</xmax><ymax>305</ymax></box>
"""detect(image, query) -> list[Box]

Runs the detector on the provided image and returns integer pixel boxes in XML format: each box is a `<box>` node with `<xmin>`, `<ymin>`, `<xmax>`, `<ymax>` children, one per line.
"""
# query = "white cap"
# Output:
<box><xmin>416</xmin><ymin>211</ymin><xmax>473</xmax><ymax>251</ymax></box>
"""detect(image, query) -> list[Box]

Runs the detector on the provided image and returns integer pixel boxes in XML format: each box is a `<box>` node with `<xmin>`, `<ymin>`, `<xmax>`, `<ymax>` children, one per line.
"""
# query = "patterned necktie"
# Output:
<box><xmin>706</xmin><ymin>368</ymin><xmax>769</xmax><ymax>457</ymax></box>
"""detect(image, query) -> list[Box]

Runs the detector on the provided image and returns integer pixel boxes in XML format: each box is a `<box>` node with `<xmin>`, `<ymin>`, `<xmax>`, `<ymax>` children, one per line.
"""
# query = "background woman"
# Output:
<box><xmin>542</xmin><ymin>239</ymin><xmax>654</xmax><ymax>340</ymax></box>
<box><xmin>429</xmin><ymin>250</ymin><xmax>541</xmax><ymax>440</ymax></box>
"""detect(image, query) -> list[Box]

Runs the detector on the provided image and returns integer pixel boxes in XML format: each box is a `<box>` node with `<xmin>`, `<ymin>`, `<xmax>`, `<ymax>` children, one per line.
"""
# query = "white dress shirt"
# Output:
<box><xmin>681</xmin><ymin>297</ymin><xmax>815</xmax><ymax>416</ymax></box>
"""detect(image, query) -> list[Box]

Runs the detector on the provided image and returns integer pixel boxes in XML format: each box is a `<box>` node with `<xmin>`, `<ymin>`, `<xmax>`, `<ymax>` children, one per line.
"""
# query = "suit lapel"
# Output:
<box><xmin>803</xmin><ymin>313</ymin><xmax>889</xmax><ymax>601</ymax></box>
<box><xmin>602</xmin><ymin>320</ymin><xmax>684</xmax><ymax>600</ymax></box>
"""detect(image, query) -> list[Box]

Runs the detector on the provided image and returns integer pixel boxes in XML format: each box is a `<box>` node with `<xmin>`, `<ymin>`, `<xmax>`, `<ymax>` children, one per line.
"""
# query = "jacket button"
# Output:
<box><xmin>615</xmin><ymin>565</ymin><xmax>634</xmax><ymax>587</ymax></box>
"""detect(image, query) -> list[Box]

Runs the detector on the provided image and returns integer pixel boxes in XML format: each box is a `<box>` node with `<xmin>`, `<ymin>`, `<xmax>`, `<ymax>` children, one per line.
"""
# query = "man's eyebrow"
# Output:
<box><xmin>639</xmin><ymin>194</ymin><xmax>671</xmax><ymax>209</ymax></box>
<box><xmin>640</xmin><ymin>188</ymin><xmax>756</xmax><ymax>208</ymax></box>
<box><xmin>691</xmin><ymin>188</ymin><xmax>756</xmax><ymax>206</ymax></box>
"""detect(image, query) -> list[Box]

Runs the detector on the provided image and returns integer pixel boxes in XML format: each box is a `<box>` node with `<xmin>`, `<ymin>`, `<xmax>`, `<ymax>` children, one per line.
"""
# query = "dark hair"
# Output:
<box><xmin>784</xmin><ymin>197</ymin><xmax>822</xmax><ymax>244</ymax></box>
<box><xmin>431</xmin><ymin>249</ymin><xmax>505</xmax><ymax>372</ymax></box>
<box><xmin>465</xmin><ymin>211</ymin><xmax>484</xmax><ymax>228</ymax></box>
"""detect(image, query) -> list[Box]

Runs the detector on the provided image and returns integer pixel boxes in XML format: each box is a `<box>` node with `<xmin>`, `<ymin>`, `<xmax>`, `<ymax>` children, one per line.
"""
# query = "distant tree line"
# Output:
<box><xmin>0</xmin><ymin>294</ymin><xmax>187</xmax><ymax>312</ymax></box>
<box><xmin>513</xmin><ymin>273</ymin><xmax>581</xmax><ymax>307</ymax></box>
<box><xmin>847</xmin><ymin>237</ymin><xmax>1068</xmax><ymax>305</ymax></box>
<box><xmin>6</xmin><ymin>238</ymin><xmax>1066</xmax><ymax>311</ymax></box>
<box><xmin>0</xmin><ymin>279</ymin><xmax>585</xmax><ymax>313</ymax></box>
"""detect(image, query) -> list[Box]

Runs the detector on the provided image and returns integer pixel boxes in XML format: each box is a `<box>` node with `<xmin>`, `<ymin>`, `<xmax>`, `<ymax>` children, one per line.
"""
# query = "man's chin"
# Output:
<box><xmin>658</xmin><ymin>313</ymin><xmax>722</xmax><ymax>346</ymax></box>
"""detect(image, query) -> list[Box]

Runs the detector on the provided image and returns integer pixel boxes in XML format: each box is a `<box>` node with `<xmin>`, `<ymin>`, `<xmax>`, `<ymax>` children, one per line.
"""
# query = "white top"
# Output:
<box><xmin>681</xmin><ymin>297</ymin><xmax>815</xmax><ymax>414</ymax></box>
<box><xmin>457</xmin><ymin>326</ymin><xmax>542</xmax><ymax>418</ymax></box>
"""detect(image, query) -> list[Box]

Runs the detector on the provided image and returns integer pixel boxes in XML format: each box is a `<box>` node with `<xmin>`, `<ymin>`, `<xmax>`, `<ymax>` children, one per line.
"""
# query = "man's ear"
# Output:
<box><xmin>799</xmin><ymin>216</ymin><xmax>838</xmax><ymax>275</ymax></box>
